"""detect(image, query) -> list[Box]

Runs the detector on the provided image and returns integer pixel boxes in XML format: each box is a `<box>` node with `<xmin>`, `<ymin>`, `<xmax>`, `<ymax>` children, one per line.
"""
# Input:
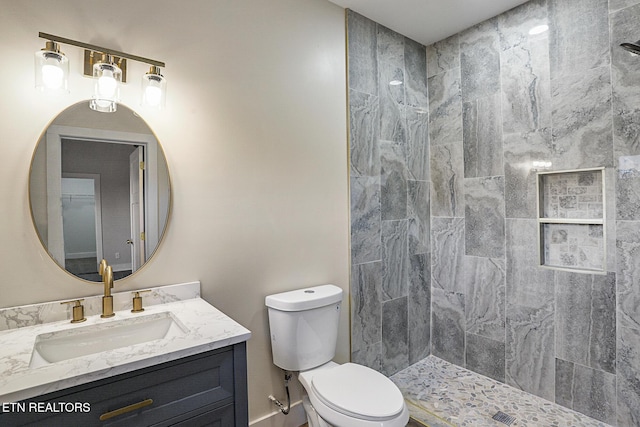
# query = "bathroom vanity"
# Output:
<box><xmin>0</xmin><ymin>282</ymin><xmax>251</xmax><ymax>426</ymax></box>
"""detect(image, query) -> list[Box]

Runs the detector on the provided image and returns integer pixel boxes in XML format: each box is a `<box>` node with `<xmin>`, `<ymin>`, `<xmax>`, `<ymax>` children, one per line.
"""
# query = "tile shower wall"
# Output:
<box><xmin>348</xmin><ymin>1</ymin><xmax>640</xmax><ymax>425</ymax></box>
<box><xmin>348</xmin><ymin>10</ymin><xmax>431</xmax><ymax>375</ymax></box>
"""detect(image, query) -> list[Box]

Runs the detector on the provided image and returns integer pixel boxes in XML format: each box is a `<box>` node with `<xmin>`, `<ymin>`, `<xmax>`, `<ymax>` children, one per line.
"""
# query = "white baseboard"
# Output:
<box><xmin>250</xmin><ymin>401</ymin><xmax>306</xmax><ymax>427</ymax></box>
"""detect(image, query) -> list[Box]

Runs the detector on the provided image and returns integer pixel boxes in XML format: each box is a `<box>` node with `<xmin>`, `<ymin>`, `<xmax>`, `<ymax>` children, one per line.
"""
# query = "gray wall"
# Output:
<box><xmin>348</xmin><ymin>10</ymin><xmax>431</xmax><ymax>376</ymax></box>
<box><xmin>348</xmin><ymin>0</ymin><xmax>640</xmax><ymax>425</ymax></box>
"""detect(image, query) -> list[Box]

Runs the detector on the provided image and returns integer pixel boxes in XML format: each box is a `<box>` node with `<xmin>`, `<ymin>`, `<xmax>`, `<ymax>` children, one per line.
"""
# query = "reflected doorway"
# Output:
<box><xmin>62</xmin><ymin>175</ymin><xmax>103</xmax><ymax>279</ymax></box>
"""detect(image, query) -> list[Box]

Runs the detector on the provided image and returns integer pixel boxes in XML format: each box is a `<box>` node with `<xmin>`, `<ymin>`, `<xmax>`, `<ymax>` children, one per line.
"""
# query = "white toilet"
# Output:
<box><xmin>265</xmin><ymin>284</ymin><xmax>409</xmax><ymax>427</ymax></box>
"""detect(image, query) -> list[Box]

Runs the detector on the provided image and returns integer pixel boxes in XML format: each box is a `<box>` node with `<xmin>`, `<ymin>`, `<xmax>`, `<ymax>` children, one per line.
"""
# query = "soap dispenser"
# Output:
<box><xmin>131</xmin><ymin>290</ymin><xmax>152</xmax><ymax>313</ymax></box>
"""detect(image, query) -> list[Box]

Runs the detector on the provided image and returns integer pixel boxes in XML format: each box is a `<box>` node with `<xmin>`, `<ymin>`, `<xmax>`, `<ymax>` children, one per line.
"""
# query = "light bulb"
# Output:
<box><xmin>41</xmin><ymin>63</ymin><xmax>64</xmax><ymax>90</ymax></box>
<box><xmin>144</xmin><ymin>84</ymin><xmax>162</xmax><ymax>107</ymax></box>
<box><xmin>98</xmin><ymin>70</ymin><xmax>117</xmax><ymax>98</ymax></box>
<box><xmin>141</xmin><ymin>67</ymin><xmax>166</xmax><ymax>109</ymax></box>
<box><xmin>34</xmin><ymin>43</ymin><xmax>68</xmax><ymax>94</ymax></box>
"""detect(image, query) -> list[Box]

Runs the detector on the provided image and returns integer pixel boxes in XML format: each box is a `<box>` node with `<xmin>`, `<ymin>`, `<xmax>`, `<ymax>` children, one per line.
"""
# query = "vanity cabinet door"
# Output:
<box><xmin>2</xmin><ymin>343</ymin><xmax>247</xmax><ymax>427</ymax></box>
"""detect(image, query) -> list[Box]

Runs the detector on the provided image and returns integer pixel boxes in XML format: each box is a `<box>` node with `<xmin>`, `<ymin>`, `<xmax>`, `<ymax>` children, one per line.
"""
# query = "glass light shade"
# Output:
<box><xmin>90</xmin><ymin>61</ymin><xmax>122</xmax><ymax>113</ymax></box>
<box><xmin>141</xmin><ymin>68</ymin><xmax>166</xmax><ymax>109</ymax></box>
<box><xmin>35</xmin><ymin>48</ymin><xmax>69</xmax><ymax>94</ymax></box>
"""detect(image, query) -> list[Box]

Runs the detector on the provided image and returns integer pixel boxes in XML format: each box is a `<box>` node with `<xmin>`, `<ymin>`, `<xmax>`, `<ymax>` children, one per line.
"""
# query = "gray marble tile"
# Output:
<box><xmin>350</xmin><ymin>261</ymin><xmax>382</xmax><ymax>354</ymax></box>
<box><xmin>347</xmin><ymin>10</ymin><xmax>378</xmax><ymax>96</ymax></box>
<box><xmin>549</xmin><ymin>0</ymin><xmax>610</xmax><ymax>79</ymax></box>
<box><xmin>550</xmin><ymin>65</ymin><xmax>613</xmax><ymax>169</ymax></box>
<box><xmin>408</xmin><ymin>180</ymin><xmax>430</xmax><ymax>255</ymax></box>
<box><xmin>542</xmin><ymin>223</ymin><xmax>605</xmax><ymax>271</ymax></box>
<box><xmin>349</xmin><ymin>89</ymin><xmax>380</xmax><ymax>177</ymax></box>
<box><xmin>611</xmin><ymin>4</ymin><xmax>640</xmax><ymax>158</ymax></box>
<box><xmin>378</xmin><ymin>24</ymin><xmax>404</xmax><ymax>76</ymax></box>
<box><xmin>460</xmin><ymin>18</ymin><xmax>501</xmax><ymax>102</ymax></box>
<box><xmin>378</xmin><ymin>25</ymin><xmax>406</xmax><ymax>143</ymax></box>
<box><xmin>430</xmin><ymin>142</ymin><xmax>464</xmax><ymax>217</ymax></box>
<box><xmin>503</xmin><ymin>130</ymin><xmax>554</xmax><ymax>219</ymax></box>
<box><xmin>465</xmin><ymin>256</ymin><xmax>505</xmax><ymax>342</ymax></box>
<box><xmin>616</xmin><ymin>220</ymin><xmax>640</xmax><ymax>329</ymax></box>
<box><xmin>500</xmin><ymin>39</ymin><xmax>552</xmax><ymax>134</ymax></box>
<box><xmin>408</xmin><ymin>253</ymin><xmax>430</xmax><ymax>364</ymax></box>
<box><xmin>498</xmin><ymin>0</ymin><xmax>549</xmax><ymax>52</ymax></box>
<box><xmin>380</xmin><ymin>140</ymin><xmax>407</xmax><ymax>220</ymax></box>
<box><xmin>381</xmin><ymin>220</ymin><xmax>408</xmax><ymax>301</ymax></box>
<box><xmin>505</xmin><ymin>302</ymin><xmax>555</xmax><ymax>401</ymax></box>
<box><xmin>466</xmin><ymin>332</ymin><xmax>505</xmax><ymax>383</ymax></box>
<box><xmin>432</xmin><ymin>288</ymin><xmax>465</xmax><ymax>367</ymax></box>
<box><xmin>428</xmin><ymin>68</ymin><xmax>463</xmax><ymax>146</ymax></box>
<box><xmin>404</xmin><ymin>37</ymin><xmax>428</xmax><ymax>109</ymax></box>
<box><xmin>382</xmin><ymin>296</ymin><xmax>409</xmax><ymax>376</ymax></box>
<box><xmin>555</xmin><ymin>272</ymin><xmax>616</xmax><ymax>374</ymax></box>
<box><xmin>406</xmin><ymin>107</ymin><xmax>429</xmax><ymax>181</ymax></box>
<box><xmin>464</xmin><ymin>176</ymin><xmax>506</xmax><ymax>259</ymax></box>
<box><xmin>506</xmin><ymin>219</ymin><xmax>555</xmax><ymax>309</ymax></box>
<box><xmin>463</xmin><ymin>94</ymin><xmax>504</xmax><ymax>178</ymax></box>
<box><xmin>617</xmin><ymin>158</ymin><xmax>640</xmax><ymax>221</ymax></box>
<box><xmin>554</xmin><ymin>359</ymin><xmax>617</xmax><ymax>425</ymax></box>
<box><xmin>610</xmin><ymin>0</ymin><xmax>640</xmax><ymax>11</ymax></box>
<box><xmin>350</xmin><ymin>176</ymin><xmax>381</xmax><ymax>265</ymax></box>
<box><xmin>352</xmin><ymin>341</ymin><xmax>382</xmax><ymax>373</ymax></box>
<box><xmin>554</xmin><ymin>358</ymin><xmax>574</xmax><ymax>409</ymax></box>
<box><xmin>617</xmin><ymin>324</ymin><xmax>640</xmax><ymax>426</ymax></box>
<box><xmin>426</xmin><ymin>34</ymin><xmax>459</xmax><ymax>78</ymax></box>
<box><xmin>431</xmin><ymin>217</ymin><xmax>465</xmax><ymax>293</ymax></box>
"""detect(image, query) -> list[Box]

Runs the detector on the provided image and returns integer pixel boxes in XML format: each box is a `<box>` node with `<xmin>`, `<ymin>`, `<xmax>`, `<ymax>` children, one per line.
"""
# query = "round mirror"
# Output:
<box><xmin>29</xmin><ymin>101</ymin><xmax>171</xmax><ymax>282</ymax></box>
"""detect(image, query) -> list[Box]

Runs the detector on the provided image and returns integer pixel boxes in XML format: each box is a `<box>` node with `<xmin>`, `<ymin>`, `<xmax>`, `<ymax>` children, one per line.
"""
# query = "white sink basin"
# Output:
<box><xmin>30</xmin><ymin>312</ymin><xmax>188</xmax><ymax>368</ymax></box>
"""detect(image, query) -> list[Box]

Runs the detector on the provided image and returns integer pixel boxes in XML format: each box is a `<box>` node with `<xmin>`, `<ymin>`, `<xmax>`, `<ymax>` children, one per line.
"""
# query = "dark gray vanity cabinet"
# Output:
<box><xmin>1</xmin><ymin>342</ymin><xmax>248</xmax><ymax>427</ymax></box>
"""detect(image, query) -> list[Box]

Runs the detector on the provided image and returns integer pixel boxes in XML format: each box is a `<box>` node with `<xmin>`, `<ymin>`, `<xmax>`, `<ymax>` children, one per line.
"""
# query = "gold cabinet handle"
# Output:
<box><xmin>99</xmin><ymin>398</ymin><xmax>153</xmax><ymax>421</ymax></box>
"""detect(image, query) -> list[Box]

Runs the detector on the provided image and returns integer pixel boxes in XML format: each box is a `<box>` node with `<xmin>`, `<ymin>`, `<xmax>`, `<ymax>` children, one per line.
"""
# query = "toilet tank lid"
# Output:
<box><xmin>265</xmin><ymin>285</ymin><xmax>343</xmax><ymax>311</ymax></box>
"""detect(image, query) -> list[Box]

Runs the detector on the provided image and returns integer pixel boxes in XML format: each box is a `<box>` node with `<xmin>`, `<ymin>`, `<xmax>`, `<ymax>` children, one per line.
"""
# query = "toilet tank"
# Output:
<box><xmin>265</xmin><ymin>284</ymin><xmax>343</xmax><ymax>371</ymax></box>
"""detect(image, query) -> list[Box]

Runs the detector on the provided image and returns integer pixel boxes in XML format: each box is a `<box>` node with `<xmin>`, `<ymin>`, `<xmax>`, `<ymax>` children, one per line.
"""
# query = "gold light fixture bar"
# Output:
<box><xmin>84</xmin><ymin>50</ymin><xmax>128</xmax><ymax>82</ymax></box>
<box><xmin>39</xmin><ymin>32</ymin><xmax>165</xmax><ymax>67</ymax></box>
<box><xmin>39</xmin><ymin>32</ymin><xmax>165</xmax><ymax>83</ymax></box>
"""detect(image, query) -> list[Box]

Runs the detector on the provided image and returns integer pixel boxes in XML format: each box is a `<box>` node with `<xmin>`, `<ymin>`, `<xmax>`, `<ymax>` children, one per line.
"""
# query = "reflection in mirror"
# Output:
<box><xmin>30</xmin><ymin>101</ymin><xmax>171</xmax><ymax>283</ymax></box>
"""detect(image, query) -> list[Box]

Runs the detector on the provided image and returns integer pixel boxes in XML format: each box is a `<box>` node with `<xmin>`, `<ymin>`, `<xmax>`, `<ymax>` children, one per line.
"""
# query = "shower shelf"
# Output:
<box><xmin>536</xmin><ymin>167</ymin><xmax>606</xmax><ymax>274</ymax></box>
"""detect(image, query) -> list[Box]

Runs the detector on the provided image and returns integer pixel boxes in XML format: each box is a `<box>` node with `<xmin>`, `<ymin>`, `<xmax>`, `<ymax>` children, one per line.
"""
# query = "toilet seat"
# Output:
<box><xmin>303</xmin><ymin>363</ymin><xmax>406</xmax><ymax>424</ymax></box>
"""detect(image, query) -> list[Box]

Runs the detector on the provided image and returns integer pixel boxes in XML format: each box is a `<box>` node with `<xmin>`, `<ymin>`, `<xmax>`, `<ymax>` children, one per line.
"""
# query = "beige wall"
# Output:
<box><xmin>0</xmin><ymin>0</ymin><xmax>349</xmax><ymax>422</ymax></box>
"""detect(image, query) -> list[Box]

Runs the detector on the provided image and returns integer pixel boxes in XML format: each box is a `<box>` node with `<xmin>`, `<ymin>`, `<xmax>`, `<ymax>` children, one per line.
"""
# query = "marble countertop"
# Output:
<box><xmin>0</xmin><ymin>282</ymin><xmax>251</xmax><ymax>403</ymax></box>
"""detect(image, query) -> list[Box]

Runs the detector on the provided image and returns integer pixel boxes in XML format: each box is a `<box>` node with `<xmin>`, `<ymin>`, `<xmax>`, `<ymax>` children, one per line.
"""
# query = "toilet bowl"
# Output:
<box><xmin>298</xmin><ymin>362</ymin><xmax>408</xmax><ymax>427</ymax></box>
<box><xmin>265</xmin><ymin>285</ymin><xmax>409</xmax><ymax>427</ymax></box>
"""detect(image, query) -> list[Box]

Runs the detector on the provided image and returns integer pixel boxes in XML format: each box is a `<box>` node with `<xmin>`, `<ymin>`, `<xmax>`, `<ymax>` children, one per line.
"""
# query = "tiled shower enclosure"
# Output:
<box><xmin>347</xmin><ymin>0</ymin><xmax>640</xmax><ymax>425</ymax></box>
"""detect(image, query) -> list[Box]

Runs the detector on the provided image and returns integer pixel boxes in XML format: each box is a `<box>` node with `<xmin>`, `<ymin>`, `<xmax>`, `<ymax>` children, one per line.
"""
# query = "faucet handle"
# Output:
<box><xmin>61</xmin><ymin>299</ymin><xmax>86</xmax><ymax>323</ymax></box>
<box><xmin>131</xmin><ymin>290</ymin><xmax>152</xmax><ymax>313</ymax></box>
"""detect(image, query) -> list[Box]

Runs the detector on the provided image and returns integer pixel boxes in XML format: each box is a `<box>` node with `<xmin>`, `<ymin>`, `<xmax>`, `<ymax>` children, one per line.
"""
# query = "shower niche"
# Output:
<box><xmin>537</xmin><ymin>167</ymin><xmax>606</xmax><ymax>273</ymax></box>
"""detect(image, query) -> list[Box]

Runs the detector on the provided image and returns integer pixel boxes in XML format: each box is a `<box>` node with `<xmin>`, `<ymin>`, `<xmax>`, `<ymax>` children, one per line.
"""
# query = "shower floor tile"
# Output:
<box><xmin>391</xmin><ymin>356</ymin><xmax>612</xmax><ymax>427</ymax></box>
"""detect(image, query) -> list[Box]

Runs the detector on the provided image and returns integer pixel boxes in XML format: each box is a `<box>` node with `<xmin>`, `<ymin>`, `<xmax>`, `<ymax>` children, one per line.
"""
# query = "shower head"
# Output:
<box><xmin>621</xmin><ymin>40</ymin><xmax>640</xmax><ymax>55</ymax></box>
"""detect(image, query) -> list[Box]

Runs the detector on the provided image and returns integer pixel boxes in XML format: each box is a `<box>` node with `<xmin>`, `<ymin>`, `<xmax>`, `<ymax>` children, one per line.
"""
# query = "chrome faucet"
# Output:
<box><xmin>99</xmin><ymin>259</ymin><xmax>115</xmax><ymax>318</ymax></box>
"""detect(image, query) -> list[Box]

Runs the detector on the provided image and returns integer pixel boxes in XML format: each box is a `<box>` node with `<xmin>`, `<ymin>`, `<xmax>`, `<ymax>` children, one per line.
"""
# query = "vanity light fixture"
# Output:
<box><xmin>621</xmin><ymin>39</ymin><xmax>640</xmax><ymax>55</ymax></box>
<box><xmin>34</xmin><ymin>40</ymin><xmax>69</xmax><ymax>94</ymax></box>
<box><xmin>36</xmin><ymin>32</ymin><xmax>166</xmax><ymax>112</ymax></box>
<box><xmin>90</xmin><ymin>54</ymin><xmax>122</xmax><ymax>113</ymax></box>
<box><xmin>141</xmin><ymin>66</ymin><xmax>167</xmax><ymax>109</ymax></box>
<box><xmin>528</xmin><ymin>24</ymin><xmax>549</xmax><ymax>36</ymax></box>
